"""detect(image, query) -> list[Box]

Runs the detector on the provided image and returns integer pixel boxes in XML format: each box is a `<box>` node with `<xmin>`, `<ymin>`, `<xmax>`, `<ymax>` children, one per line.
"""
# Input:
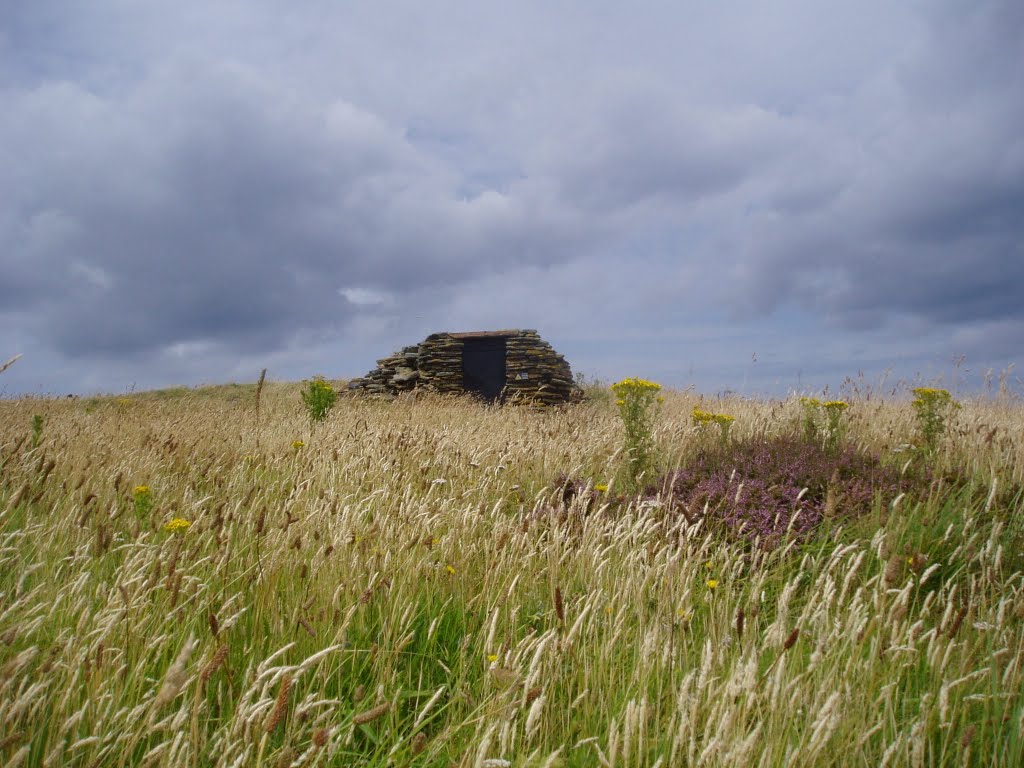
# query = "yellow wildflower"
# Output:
<box><xmin>694</xmin><ymin>408</ymin><xmax>733</xmax><ymax>427</ymax></box>
<box><xmin>692</xmin><ymin>408</ymin><xmax>715</xmax><ymax>424</ymax></box>
<box><xmin>611</xmin><ymin>377</ymin><xmax>662</xmax><ymax>394</ymax></box>
<box><xmin>445</xmin><ymin>564</ymin><xmax>456</xmax><ymax>575</ymax></box>
<box><xmin>164</xmin><ymin>518</ymin><xmax>192</xmax><ymax>534</ymax></box>
<box><xmin>594</xmin><ymin>484</ymin><xmax>608</xmax><ymax>493</ymax></box>
<box><xmin>292</xmin><ymin>440</ymin><xmax>305</xmax><ymax>450</ymax></box>
<box><xmin>487</xmin><ymin>654</ymin><xmax>498</xmax><ymax>663</ymax></box>
<box><xmin>133</xmin><ymin>485</ymin><xmax>151</xmax><ymax>496</ymax></box>
<box><xmin>705</xmin><ymin>579</ymin><xmax>719</xmax><ymax>590</ymax></box>
<box><xmin>911</xmin><ymin>387</ymin><xmax>959</xmax><ymax>409</ymax></box>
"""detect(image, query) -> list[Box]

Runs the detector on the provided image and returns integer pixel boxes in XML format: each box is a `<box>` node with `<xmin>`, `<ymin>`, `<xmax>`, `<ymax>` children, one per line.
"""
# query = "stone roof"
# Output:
<box><xmin>448</xmin><ymin>330</ymin><xmax>520</xmax><ymax>339</ymax></box>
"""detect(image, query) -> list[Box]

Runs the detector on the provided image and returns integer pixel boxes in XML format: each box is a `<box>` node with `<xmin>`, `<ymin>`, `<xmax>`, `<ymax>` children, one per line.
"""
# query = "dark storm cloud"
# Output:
<box><xmin>721</xmin><ymin>0</ymin><xmax>1024</xmax><ymax>351</ymax></box>
<box><xmin>1</xmin><ymin>58</ymin><xmax>599</xmax><ymax>361</ymax></box>
<box><xmin>545</xmin><ymin>87</ymin><xmax>793</xmax><ymax>213</ymax></box>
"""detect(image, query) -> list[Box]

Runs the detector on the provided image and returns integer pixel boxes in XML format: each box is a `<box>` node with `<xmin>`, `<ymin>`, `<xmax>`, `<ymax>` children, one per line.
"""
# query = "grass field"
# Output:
<box><xmin>1</xmin><ymin>381</ymin><xmax>1022</xmax><ymax>766</ymax></box>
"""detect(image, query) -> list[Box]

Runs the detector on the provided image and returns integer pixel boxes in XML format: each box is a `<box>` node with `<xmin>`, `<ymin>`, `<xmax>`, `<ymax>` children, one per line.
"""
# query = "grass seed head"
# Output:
<box><xmin>265</xmin><ymin>674</ymin><xmax>293</xmax><ymax>733</ymax></box>
<box><xmin>783</xmin><ymin>628</ymin><xmax>800</xmax><ymax>651</ymax></box>
<box><xmin>153</xmin><ymin>635</ymin><xmax>196</xmax><ymax>710</ymax></box>
<box><xmin>352</xmin><ymin>701</ymin><xmax>390</xmax><ymax>725</ymax></box>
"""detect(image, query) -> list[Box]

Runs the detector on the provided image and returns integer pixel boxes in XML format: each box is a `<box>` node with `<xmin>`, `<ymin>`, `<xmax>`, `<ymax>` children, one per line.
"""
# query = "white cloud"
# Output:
<box><xmin>340</xmin><ymin>288</ymin><xmax>391</xmax><ymax>307</ymax></box>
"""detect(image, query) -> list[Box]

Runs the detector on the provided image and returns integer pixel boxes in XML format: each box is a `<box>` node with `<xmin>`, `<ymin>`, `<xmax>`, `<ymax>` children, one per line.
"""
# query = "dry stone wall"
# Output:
<box><xmin>418</xmin><ymin>333</ymin><xmax>465</xmax><ymax>394</ymax></box>
<box><xmin>501</xmin><ymin>332</ymin><xmax>577</xmax><ymax>405</ymax></box>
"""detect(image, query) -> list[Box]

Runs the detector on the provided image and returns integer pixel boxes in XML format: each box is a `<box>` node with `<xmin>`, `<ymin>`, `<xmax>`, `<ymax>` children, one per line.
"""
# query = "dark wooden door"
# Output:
<box><xmin>462</xmin><ymin>338</ymin><xmax>507</xmax><ymax>402</ymax></box>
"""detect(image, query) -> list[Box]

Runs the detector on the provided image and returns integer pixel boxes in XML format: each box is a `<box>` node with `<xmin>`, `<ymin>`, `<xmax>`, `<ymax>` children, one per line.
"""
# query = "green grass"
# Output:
<box><xmin>0</xmin><ymin>385</ymin><xmax>1021</xmax><ymax>766</ymax></box>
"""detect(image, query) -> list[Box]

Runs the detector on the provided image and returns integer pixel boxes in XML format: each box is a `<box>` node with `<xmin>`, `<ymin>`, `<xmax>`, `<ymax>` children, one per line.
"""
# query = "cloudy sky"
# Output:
<box><xmin>2</xmin><ymin>0</ymin><xmax>1021</xmax><ymax>397</ymax></box>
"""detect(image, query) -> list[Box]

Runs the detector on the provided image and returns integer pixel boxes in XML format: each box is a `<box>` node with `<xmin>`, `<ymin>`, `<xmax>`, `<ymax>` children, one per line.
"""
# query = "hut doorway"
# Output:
<box><xmin>462</xmin><ymin>337</ymin><xmax>507</xmax><ymax>402</ymax></box>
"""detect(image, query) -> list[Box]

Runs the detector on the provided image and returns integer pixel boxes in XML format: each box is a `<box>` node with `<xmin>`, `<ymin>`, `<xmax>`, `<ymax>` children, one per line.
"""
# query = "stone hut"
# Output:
<box><xmin>347</xmin><ymin>329</ymin><xmax>580</xmax><ymax>404</ymax></box>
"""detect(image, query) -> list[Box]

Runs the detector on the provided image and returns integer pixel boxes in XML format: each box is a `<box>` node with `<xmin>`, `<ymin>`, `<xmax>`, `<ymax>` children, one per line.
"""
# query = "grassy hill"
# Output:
<box><xmin>1</xmin><ymin>383</ymin><xmax>1022</xmax><ymax>766</ymax></box>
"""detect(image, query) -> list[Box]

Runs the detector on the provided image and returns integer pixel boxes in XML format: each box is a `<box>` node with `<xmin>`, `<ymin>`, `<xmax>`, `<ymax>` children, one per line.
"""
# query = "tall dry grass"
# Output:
<box><xmin>0</xmin><ymin>383</ymin><xmax>1021</xmax><ymax>766</ymax></box>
